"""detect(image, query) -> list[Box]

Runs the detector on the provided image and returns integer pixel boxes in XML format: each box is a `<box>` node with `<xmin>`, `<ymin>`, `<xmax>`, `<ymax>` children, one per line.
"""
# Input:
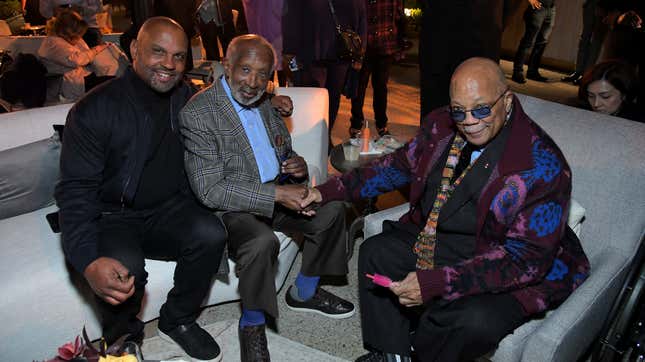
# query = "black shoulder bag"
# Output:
<box><xmin>327</xmin><ymin>0</ymin><xmax>364</xmax><ymax>62</ymax></box>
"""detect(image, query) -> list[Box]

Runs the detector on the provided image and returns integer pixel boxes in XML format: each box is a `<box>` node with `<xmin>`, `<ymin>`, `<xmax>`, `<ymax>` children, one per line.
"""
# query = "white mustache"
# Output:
<box><xmin>462</xmin><ymin>124</ymin><xmax>486</xmax><ymax>133</ymax></box>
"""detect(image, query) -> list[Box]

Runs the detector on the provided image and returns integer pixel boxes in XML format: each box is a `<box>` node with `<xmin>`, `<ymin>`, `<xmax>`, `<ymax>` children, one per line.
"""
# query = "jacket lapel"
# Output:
<box><xmin>438</xmin><ymin>112</ymin><xmax>513</xmax><ymax>223</ymax></box>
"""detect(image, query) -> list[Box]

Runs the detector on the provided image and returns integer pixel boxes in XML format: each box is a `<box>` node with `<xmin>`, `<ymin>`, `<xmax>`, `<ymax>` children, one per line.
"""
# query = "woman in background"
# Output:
<box><xmin>579</xmin><ymin>60</ymin><xmax>643</xmax><ymax>122</ymax></box>
<box><xmin>38</xmin><ymin>9</ymin><xmax>110</xmax><ymax>101</ymax></box>
<box><xmin>39</xmin><ymin>0</ymin><xmax>104</xmax><ymax>47</ymax></box>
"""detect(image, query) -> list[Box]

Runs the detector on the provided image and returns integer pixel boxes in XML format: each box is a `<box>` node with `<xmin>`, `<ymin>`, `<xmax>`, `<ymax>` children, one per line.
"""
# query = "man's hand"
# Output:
<box><xmin>271</xmin><ymin>95</ymin><xmax>294</xmax><ymax>117</ymax></box>
<box><xmin>83</xmin><ymin>257</ymin><xmax>135</xmax><ymax>305</ymax></box>
<box><xmin>528</xmin><ymin>0</ymin><xmax>542</xmax><ymax>10</ymax></box>
<box><xmin>351</xmin><ymin>60</ymin><xmax>363</xmax><ymax>71</ymax></box>
<box><xmin>390</xmin><ymin>272</ymin><xmax>423</xmax><ymax>307</ymax></box>
<box><xmin>276</xmin><ymin>184</ymin><xmax>310</xmax><ymax>211</ymax></box>
<box><xmin>299</xmin><ymin>187</ymin><xmax>323</xmax><ymax>216</ymax></box>
<box><xmin>282</xmin><ymin>156</ymin><xmax>308</xmax><ymax>179</ymax></box>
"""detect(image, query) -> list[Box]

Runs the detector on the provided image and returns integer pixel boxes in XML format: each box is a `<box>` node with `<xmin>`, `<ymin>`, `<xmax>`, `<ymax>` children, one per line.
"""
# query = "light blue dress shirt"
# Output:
<box><xmin>221</xmin><ymin>78</ymin><xmax>280</xmax><ymax>183</ymax></box>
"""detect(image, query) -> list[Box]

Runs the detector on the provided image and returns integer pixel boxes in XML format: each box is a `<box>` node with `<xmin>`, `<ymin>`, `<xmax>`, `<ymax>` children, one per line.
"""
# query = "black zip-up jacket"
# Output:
<box><xmin>54</xmin><ymin>67</ymin><xmax>194</xmax><ymax>274</ymax></box>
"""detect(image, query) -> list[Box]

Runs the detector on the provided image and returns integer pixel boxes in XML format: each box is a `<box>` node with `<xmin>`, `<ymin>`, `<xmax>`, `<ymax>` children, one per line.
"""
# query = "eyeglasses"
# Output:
<box><xmin>449</xmin><ymin>87</ymin><xmax>509</xmax><ymax>122</ymax></box>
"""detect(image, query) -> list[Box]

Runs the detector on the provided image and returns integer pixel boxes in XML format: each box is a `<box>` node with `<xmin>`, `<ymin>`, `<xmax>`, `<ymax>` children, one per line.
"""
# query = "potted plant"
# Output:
<box><xmin>0</xmin><ymin>0</ymin><xmax>25</xmax><ymax>35</ymax></box>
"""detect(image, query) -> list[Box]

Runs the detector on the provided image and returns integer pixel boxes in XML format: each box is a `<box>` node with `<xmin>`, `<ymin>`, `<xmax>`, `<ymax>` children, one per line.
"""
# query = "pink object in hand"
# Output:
<box><xmin>366</xmin><ymin>273</ymin><xmax>392</xmax><ymax>287</ymax></box>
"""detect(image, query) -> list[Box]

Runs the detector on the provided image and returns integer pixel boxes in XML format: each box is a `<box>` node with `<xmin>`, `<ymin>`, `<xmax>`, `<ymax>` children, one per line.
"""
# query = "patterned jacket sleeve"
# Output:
<box><xmin>416</xmin><ymin>139</ymin><xmax>572</xmax><ymax>304</ymax></box>
<box><xmin>179</xmin><ymin>97</ymin><xmax>277</xmax><ymax>217</ymax></box>
<box><xmin>316</xmin><ymin>127</ymin><xmax>424</xmax><ymax>202</ymax></box>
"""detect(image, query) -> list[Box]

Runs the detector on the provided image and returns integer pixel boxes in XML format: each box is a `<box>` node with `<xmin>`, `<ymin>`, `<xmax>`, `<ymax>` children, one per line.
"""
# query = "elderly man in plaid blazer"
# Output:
<box><xmin>179</xmin><ymin>34</ymin><xmax>354</xmax><ymax>361</ymax></box>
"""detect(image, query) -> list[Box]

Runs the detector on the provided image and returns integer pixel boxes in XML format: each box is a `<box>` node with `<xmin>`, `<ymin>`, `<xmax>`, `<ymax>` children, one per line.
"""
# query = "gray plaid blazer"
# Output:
<box><xmin>179</xmin><ymin>78</ymin><xmax>299</xmax><ymax>218</ymax></box>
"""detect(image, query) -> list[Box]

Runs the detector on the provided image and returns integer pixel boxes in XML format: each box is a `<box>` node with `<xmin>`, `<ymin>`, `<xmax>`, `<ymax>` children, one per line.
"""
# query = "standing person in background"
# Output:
<box><xmin>511</xmin><ymin>0</ymin><xmax>557</xmax><ymax>84</ymax></box>
<box><xmin>349</xmin><ymin>0</ymin><xmax>405</xmax><ymax>139</ymax></box>
<box><xmin>283</xmin><ymin>0</ymin><xmax>366</xmax><ymax>148</ymax></box>
<box><xmin>561</xmin><ymin>0</ymin><xmax>607</xmax><ymax>85</ymax></box>
<box><xmin>419</xmin><ymin>0</ymin><xmax>505</xmax><ymax>119</ymax></box>
<box><xmin>242</xmin><ymin>0</ymin><xmax>285</xmax><ymax>84</ymax></box>
<box><xmin>119</xmin><ymin>0</ymin><xmax>153</xmax><ymax>61</ymax></box>
<box><xmin>196</xmin><ymin>0</ymin><xmax>236</xmax><ymax>61</ymax></box>
<box><xmin>40</xmin><ymin>0</ymin><xmax>104</xmax><ymax>47</ymax></box>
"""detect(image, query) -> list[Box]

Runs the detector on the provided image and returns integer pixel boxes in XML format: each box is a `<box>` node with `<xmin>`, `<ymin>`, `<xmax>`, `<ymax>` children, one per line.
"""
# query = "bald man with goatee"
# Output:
<box><xmin>302</xmin><ymin>57</ymin><xmax>590</xmax><ymax>361</ymax></box>
<box><xmin>55</xmin><ymin>17</ymin><xmax>227</xmax><ymax>361</ymax></box>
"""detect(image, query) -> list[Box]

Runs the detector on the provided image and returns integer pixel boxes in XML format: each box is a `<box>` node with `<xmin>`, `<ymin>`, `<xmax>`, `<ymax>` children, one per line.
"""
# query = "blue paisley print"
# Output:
<box><xmin>360</xmin><ymin>166</ymin><xmax>410</xmax><ymax>198</ymax></box>
<box><xmin>522</xmin><ymin>141</ymin><xmax>562</xmax><ymax>187</ymax></box>
<box><xmin>546</xmin><ymin>259</ymin><xmax>568</xmax><ymax>281</ymax></box>
<box><xmin>529</xmin><ymin>202</ymin><xmax>562</xmax><ymax>237</ymax></box>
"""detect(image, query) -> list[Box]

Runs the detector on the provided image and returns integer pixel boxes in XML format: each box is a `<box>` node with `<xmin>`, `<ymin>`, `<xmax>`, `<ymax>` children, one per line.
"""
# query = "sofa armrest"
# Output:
<box><xmin>519</xmin><ymin>249</ymin><xmax>631</xmax><ymax>362</ymax></box>
<box><xmin>364</xmin><ymin>203</ymin><xmax>410</xmax><ymax>239</ymax></box>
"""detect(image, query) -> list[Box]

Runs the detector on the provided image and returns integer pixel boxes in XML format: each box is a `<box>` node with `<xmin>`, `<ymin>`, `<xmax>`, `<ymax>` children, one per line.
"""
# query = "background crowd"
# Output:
<box><xmin>0</xmin><ymin>0</ymin><xmax>642</xmax><ymax>121</ymax></box>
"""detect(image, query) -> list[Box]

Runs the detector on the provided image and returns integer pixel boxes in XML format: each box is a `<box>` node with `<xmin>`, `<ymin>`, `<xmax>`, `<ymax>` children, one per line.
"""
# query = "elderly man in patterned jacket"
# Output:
<box><xmin>302</xmin><ymin>57</ymin><xmax>590</xmax><ymax>362</ymax></box>
<box><xmin>180</xmin><ymin>34</ymin><xmax>355</xmax><ymax>362</ymax></box>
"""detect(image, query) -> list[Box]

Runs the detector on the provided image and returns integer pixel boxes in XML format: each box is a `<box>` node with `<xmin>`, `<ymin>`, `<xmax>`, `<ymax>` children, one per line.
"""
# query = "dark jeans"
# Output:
<box><xmin>350</xmin><ymin>53</ymin><xmax>391</xmax><ymax>130</ymax></box>
<box><xmin>358</xmin><ymin>227</ymin><xmax>527</xmax><ymax>360</ymax></box>
<box><xmin>513</xmin><ymin>5</ymin><xmax>556</xmax><ymax>74</ymax></box>
<box><xmin>222</xmin><ymin>201</ymin><xmax>347</xmax><ymax>318</ymax></box>
<box><xmin>575</xmin><ymin>0</ymin><xmax>607</xmax><ymax>73</ymax></box>
<box><xmin>293</xmin><ymin>62</ymin><xmax>350</xmax><ymax>137</ymax></box>
<box><xmin>96</xmin><ymin>194</ymin><xmax>227</xmax><ymax>343</ymax></box>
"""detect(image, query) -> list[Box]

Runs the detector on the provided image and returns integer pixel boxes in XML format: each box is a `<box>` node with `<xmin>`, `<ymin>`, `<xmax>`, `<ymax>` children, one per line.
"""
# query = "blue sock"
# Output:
<box><xmin>295</xmin><ymin>273</ymin><xmax>320</xmax><ymax>301</ymax></box>
<box><xmin>239</xmin><ymin>308</ymin><xmax>265</xmax><ymax>328</ymax></box>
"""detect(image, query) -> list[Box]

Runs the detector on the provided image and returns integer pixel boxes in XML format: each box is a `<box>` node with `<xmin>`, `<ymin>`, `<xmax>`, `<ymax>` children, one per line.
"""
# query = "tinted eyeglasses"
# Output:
<box><xmin>449</xmin><ymin>87</ymin><xmax>509</xmax><ymax>122</ymax></box>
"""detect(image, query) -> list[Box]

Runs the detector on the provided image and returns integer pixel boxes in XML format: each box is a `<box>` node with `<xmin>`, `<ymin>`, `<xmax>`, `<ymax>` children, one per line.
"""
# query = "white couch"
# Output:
<box><xmin>363</xmin><ymin>94</ymin><xmax>645</xmax><ymax>361</ymax></box>
<box><xmin>0</xmin><ymin>86</ymin><xmax>329</xmax><ymax>361</ymax></box>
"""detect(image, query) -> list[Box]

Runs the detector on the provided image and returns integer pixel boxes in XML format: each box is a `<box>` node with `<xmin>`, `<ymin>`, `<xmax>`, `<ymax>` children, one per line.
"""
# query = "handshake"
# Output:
<box><xmin>275</xmin><ymin>184</ymin><xmax>323</xmax><ymax>216</ymax></box>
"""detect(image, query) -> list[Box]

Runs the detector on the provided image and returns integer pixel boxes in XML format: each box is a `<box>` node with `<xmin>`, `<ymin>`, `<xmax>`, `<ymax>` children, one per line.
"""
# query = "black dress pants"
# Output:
<box><xmin>222</xmin><ymin>201</ymin><xmax>347</xmax><ymax>318</ymax></box>
<box><xmin>350</xmin><ymin>52</ymin><xmax>392</xmax><ymax>131</ymax></box>
<box><xmin>197</xmin><ymin>18</ymin><xmax>236</xmax><ymax>61</ymax></box>
<box><xmin>96</xmin><ymin>194</ymin><xmax>227</xmax><ymax>342</ymax></box>
<box><xmin>358</xmin><ymin>226</ymin><xmax>527</xmax><ymax>361</ymax></box>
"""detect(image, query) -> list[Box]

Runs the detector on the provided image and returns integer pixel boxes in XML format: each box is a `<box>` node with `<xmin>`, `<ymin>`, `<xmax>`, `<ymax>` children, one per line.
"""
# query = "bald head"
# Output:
<box><xmin>449</xmin><ymin>57</ymin><xmax>513</xmax><ymax>147</ymax></box>
<box><xmin>226</xmin><ymin>34</ymin><xmax>276</xmax><ymax>72</ymax></box>
<box><xmin>450</xmin><ymin>57</ymin><xmax>508</xmax><ymax>99</ymax></box>
<box><xmin>131</xmin><ymin>16</ymin><xmax>188</xmax><ymax>93</ymax></box>
<box><xmin>137</xmin><ymin>17</ymin><xmax>187</xmax><ymax>44</ymax></box>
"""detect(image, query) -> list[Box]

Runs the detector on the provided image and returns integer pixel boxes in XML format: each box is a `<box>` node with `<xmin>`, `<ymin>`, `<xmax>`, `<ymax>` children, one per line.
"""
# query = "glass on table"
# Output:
<box><xmin>342</xmin><ymin>139</ymin><xmax>361</xmax><ymax>161</ymax></box>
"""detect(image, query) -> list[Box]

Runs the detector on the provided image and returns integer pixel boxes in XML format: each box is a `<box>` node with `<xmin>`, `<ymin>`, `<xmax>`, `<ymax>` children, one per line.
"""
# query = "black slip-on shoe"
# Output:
<box><xmin>158</xmin><ymin>322</ymin><xmax>222</xmax><ymax>361</ymax></box>
<box><xmin>285</xmin><ymin>286</ymin><xmax>355</xmax><ymax>319</ymax></box>
<box><xmin>239</xmin><ymin>324</ymin><xmax>271</xmax><ymax>362</ymax></box>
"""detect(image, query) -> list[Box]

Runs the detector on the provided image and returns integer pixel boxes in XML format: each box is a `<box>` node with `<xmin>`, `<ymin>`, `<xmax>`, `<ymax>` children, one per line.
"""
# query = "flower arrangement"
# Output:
<box><xmin>42</xmin><ymin>327</ymin><xmax>140</xmax><ymax>362</ymax></box>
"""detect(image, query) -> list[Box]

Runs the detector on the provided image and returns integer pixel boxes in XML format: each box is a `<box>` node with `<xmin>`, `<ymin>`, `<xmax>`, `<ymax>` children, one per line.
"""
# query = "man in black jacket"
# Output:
<box><xmin>55</xmin><ymin>17</ymin><xmax>227</xmax><ymax>361</ymax></box>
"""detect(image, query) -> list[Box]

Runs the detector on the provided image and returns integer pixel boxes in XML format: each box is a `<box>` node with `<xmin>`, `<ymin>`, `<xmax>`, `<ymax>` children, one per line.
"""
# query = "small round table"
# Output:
<box><xmin>329</xmin><ymin>143</ymin><xmax>381</xmax><ymax>260</ymax></box>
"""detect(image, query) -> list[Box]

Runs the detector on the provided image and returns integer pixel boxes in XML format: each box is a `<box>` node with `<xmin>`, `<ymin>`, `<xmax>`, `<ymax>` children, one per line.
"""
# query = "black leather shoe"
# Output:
<box><xmin>158</xmin><ymin>322</ymin><xmax>222</xmax><ymax>361</ymax></box>
<box><xmin>511</xmin><ymin>72</ymin><xmax>526</xmax><ymax>84</ymax></box>
<box><xmin>239</xmin><ymin>324</ymin><xmax>270</xmax><ymax>362</ymax></box>
<box><xmin>285</xmin><ymin>286</ymin><xmax>355</xmax><ymax>319</ymax></box>
<box><xmin>527</xmin><ymin>71</ymin><xmax>549</xmax><ymax>82</ymax></box>
<box><xmin>561</xmin><ymin>71</ymin><xmax>582</xmax><ymax>83</ymax></box>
